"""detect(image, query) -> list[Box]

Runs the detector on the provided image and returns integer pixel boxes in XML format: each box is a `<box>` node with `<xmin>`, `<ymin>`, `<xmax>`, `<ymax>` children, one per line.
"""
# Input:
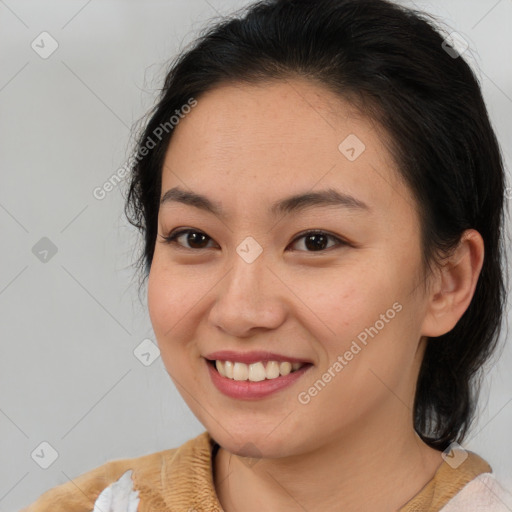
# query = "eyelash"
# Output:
<box><xmin>159</xmin><ymin>228</ymin><xmax>348</xmax><ymax>253</ymax></box>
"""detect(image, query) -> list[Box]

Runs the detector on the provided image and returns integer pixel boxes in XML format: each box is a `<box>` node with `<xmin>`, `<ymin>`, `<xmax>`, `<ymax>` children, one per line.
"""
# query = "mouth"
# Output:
<box><xmin>204</xmin><ymin>351</ymin><xmax>314</xmax><ymax>400</ymax></box>
<box><xmin>206</xmin><ymin>358</ymin><xmax>313</xmax><ymax>382</ymax></box>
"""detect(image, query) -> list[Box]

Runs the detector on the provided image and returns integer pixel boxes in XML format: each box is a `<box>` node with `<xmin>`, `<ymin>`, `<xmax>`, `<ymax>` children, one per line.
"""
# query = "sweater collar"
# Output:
<box><xmin>162</xmin><ymin>431</ymin><xmax>492</xmax><ymax>512</ymax></box>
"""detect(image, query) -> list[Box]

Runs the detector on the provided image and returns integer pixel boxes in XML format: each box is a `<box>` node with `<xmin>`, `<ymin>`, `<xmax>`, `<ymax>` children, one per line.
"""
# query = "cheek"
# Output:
<box><xmin>291</xmin><ymin>264</ymin><xmax>397</xmax><ymax>346</ymax></box>
<box><xmin>147</xmin><ymin>264</ymin><xmax>173</xmax><ymax>334</ymax></box>
<box><xmin>295</xmin><ymin>263</ymin><xmax>415</xmax><ymax>386</ymax></box>
<box><xmin>147</xmin><ymin>255</ymin><xmax>216</xmax><ymax>371</ymax></box>
<box><xmin>146</xmin><ymin>258</ymin><xmax>193</xmax><ymax>349</ymax></box>
<box><xmin>147</xmin><ymin>253</ymin><xmax>198</xmax><ymax>330</ymax></box>
<box><xmin>147</xmin><ymin>266</ymin><xmax>193</xmax><ymax>382</ymax></box>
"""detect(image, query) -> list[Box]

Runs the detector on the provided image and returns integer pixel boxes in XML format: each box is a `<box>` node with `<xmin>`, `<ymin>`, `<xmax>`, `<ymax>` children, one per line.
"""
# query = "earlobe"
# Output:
<box><xmin>421</xmin><ymin>229</ymin><xmax>485</xmax><ymax>338</ymax></box>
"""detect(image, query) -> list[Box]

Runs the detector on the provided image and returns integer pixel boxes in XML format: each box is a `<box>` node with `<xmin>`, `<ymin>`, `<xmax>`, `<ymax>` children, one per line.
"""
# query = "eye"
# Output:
<box><xmin>159</xmin><ymin>228</ymin><xmax>217</xmax><ymax>250</ymax></box>
<box><xmin>288</xmin><ymin>230</ymin><xmax>347</xmax><ymax>252</ymax></box>
<box><xmin>159</xmin><ymin>228</ymin><xmax>348</xmax><ymax>252</ymax></box>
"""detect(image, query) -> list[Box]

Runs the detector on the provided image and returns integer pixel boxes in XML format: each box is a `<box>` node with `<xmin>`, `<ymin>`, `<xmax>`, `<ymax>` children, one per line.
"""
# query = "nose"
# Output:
<box><xmin>208</xmin><ymin>249</ymin><xmax>287</xmax><ymax>338</ymax></box>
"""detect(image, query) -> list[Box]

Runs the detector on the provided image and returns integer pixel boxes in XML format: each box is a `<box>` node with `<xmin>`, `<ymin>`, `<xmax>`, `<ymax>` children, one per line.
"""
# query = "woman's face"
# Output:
<box><xmin>147</xmin><ymin>78</ymin><xmax>433</xmax><ymax>458</ymax></box>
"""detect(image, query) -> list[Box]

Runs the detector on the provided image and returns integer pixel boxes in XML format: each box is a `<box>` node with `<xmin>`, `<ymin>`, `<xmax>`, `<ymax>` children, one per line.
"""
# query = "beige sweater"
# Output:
<box><xmin>20</xmin><ymin>431</ymin><xmax>498</xmax><ymax>511</ymax></box>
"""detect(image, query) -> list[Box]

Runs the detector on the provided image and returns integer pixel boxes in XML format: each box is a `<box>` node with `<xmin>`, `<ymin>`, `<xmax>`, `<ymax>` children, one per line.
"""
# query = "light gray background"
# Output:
<box><xmin>1</xmin><ymin>0</ymin><xmax>511</xmax><ymax>510</ymax></box>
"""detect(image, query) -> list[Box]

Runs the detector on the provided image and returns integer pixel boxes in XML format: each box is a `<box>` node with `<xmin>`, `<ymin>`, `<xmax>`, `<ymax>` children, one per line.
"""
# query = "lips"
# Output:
<box><xmin>203</xmin><ymin>350</ymin><xmax>313</xmax><ymax>399</ymax></box>
<box><xmin>205</xmin><ymin>358</ymin><xmax>312</xmax><ymax>400</ymax></box>
<box><xmin>205</xmin><ymin>350</ymin><xmax>313</xmax><ymax>382</ymax></box>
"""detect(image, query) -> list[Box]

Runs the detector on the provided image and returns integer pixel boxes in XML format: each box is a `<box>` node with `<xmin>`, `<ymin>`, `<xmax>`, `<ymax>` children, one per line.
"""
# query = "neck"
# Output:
<box><xmin>213</xmin><ymin>406</ymin><xmax>443</xmax><ymax>512</ymax></box>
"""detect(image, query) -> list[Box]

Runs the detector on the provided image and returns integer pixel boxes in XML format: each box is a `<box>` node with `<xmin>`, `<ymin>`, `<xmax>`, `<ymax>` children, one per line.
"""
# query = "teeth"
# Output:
<box><xmin>213</xmin><ymin>360</ymin><xmax>305</xmax><ymax>381</ymax></box>
<box><xmin>248</xmin><ymin>362</ymin><xmax>266</xmax><ymax>382</ymax></box>
<box><xmin>233</xmin><ymin>362</ymin><xmax>249</xmax><ymax>380</ymax></box>
<box><xmin>224</xmin><ymin>360</ymin><xmax>234</xmax><ymax>379</ymax></box>
<box><xmin>216</xmin><ymin>360</ymin><xmax>226</xmax><ymax>377</ymax></box>
<box><xmin>279</xmin><ymin>361</ymin><xmax>292</xmax><ymax>376</ymax></box>
<box><xmin>266</xmin><ymin>361</ymin><xmax>280</xmax><ymax>379</ymax></box>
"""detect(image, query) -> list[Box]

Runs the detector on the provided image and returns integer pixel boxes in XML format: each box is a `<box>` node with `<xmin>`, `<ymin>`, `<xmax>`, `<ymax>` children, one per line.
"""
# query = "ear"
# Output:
<box><xmin>421</xmin><ymin>229</ymin><xmax>485</xmax><ymax>337</ymax></box>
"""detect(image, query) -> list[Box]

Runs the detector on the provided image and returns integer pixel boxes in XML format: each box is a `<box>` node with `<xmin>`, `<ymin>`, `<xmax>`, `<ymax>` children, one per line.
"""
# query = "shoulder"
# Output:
<box><xmin>20</xmin><ymin>448</ymin><xmax>178</xmax><ymax>512</ymax></box>
<box><xmin>19</xmin><ymin>433</ymin><xmax>210</xmax><ymax>512</ymax></box>
<box><xmin>439</xmin><ymin>473</ymin><xmax>512</xmax><ymax>512</ymax></box>
<box><xmin>400</xmin><ymin>449</ymin><xmax>510</xmax><ymax>512</ymax></box>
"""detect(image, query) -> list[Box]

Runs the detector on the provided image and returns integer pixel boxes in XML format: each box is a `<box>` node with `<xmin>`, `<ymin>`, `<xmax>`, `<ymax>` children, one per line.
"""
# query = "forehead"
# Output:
<box><xmin>160</xmin><ymin>79</ymin><xmax>416</xmax><ymax>222</ymax></box>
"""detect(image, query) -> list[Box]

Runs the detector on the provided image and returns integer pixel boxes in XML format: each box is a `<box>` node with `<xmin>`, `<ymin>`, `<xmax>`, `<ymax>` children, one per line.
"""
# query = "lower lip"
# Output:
<box><xmin>206</xmin><ymin>359</ymin><xmax>312</xmax><ymax>400</ymax></box>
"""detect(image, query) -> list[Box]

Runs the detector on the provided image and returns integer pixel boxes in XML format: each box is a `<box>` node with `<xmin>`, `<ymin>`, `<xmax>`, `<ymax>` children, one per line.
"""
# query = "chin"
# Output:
<box><xmin>208</xmin><ymin>425</ymin><xmax>304</xmax><ymax>460</ymax></box>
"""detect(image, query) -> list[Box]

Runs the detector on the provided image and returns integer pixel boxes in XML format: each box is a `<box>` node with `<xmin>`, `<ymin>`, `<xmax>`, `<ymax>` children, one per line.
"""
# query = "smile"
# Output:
<box><xmin>212</xmin><ymin>360</ymin><xmax>304</xmax><ymax>381</ymax></box>
<box><xmin>204</xmin><ymin>352</ymin><xmax>313</xmax><ymax>400</ymax></box>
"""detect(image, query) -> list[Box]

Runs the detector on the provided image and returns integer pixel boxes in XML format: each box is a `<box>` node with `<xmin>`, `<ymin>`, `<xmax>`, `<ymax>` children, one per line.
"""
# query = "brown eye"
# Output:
<box><xmin>160</xmin><ymin>229</ymin><xmax>216</xmax><ymax>250</ymax></box>
<box><xmin>288</xmin><ymin>230</ymin><xmax>347</xmax><ymax>252</ymax></box>
<box><xmin>160</xmin><ymin>228</ymin><xmax>347</xmax><ymax>252</ymax></box>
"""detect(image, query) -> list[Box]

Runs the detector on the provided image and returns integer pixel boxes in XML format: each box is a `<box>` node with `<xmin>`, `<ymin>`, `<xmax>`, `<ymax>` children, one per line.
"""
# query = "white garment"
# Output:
<box><xmin>439</xmin><ymin>473</ymin><xmax>512</xmax><ymax>512</ymax></box>
<box><xmin>92</xmin><ymin>470</ymin><xmax>140</xmax><ymax>512</ymax></box>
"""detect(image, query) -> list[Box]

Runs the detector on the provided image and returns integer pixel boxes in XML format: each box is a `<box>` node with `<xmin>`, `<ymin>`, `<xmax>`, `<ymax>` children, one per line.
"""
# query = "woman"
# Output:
<box><xmin>21</xmin><ymin>0</ymin><xmax>510</xmax><ymax>510</ymax></box>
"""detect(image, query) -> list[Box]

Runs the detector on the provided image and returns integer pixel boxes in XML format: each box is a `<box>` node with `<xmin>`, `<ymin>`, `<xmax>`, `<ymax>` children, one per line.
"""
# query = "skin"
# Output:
<box><xmin>147</xmin><ymin>78</ymin><xmax>485</xmax><ymax>511</ymax></box>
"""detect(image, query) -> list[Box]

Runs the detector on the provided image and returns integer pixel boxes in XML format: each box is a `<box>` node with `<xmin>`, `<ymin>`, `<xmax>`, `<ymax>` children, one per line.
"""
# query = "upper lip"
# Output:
<box><xmin>204</xmin><ymin>350</ymin><xmax>313</xmax><ymax>365</ymax></box>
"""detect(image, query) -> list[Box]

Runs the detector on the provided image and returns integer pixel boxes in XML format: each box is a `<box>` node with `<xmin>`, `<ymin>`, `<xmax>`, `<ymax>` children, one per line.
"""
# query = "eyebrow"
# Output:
<box><xmin>160</xmin><ymin>186</ymin><xmax>370</xmax><ymax>219</ymax></box>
